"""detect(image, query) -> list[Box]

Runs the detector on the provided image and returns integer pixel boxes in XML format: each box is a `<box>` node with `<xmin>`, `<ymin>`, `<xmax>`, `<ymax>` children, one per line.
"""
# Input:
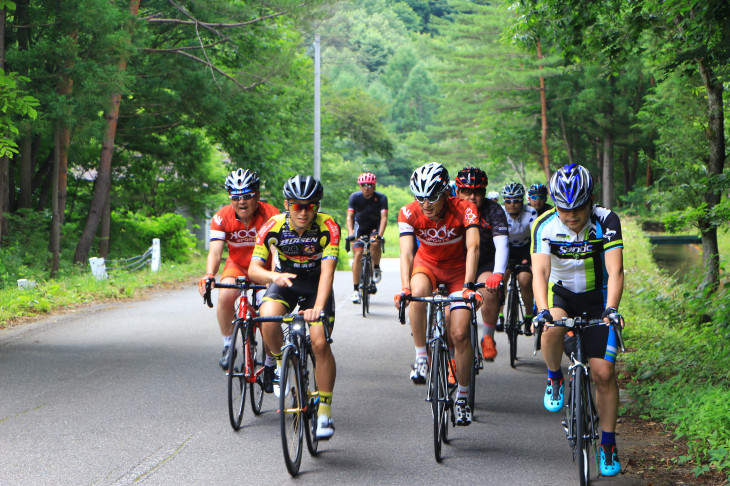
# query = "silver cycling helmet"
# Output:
<box><xmin>282</xmin><ymin>175</ymin><xmax>324</xmax><ymax>202</ymax></box>
<box><xmin>528</xmin><ymin>183</ymin><xmax>548</xmax><ymax>198</ymax></box>
<box><xmin>549</xmin><ymin>164</ymin><xmax>593</xmax><ymax>209</ymax></box>
<box><xmin>225</xmin><ymin>169</ymin><xmax>260</xmax><ymax>194</ymax></box>
<box><xmin>502</xmin><ymin>182</ymin><xmax>525</xmax><ymax>199</ymax></box>
<box><xmin>410</xmin><ymin>162</ymin><xmax>450</xmax><ymax>199</ymax></box>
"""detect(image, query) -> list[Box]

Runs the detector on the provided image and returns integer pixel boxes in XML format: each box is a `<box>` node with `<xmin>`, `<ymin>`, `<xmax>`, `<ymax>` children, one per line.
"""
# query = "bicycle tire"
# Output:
<box><xmin>361</xmin><ymin>255</ymin><xmax>371</xmax><ymax>317</ymax></box>
<box><xmin>279</xmin><ymin>346</ymin><xmax>304</xmax><ymax>476</ymax></box>
<box><xmin>227</xmin><ymin>319</ymin><xmax>247</xmax><ymax>430</ymax></box>
<box><xmin>506</xmin><ymin>283</ymin><xmax>519</xmax><ymax>368</ymax></box>
<box><xmin>249</xmin><ymin>323</ymin><xmax>265</xmax><ymax>415</ymax></box>
<box><xmin>468</xmin><ymin>319</ymin><xmax>477</xmax><ymax>411</ymax></box>
<box><xmin>304</xmin><ymin>347</ymin><xmax>319</xmax><ymax>456</ymax></box>
<box><xmin>430</xmin><ymin>342</ymin><xmax>444</xmax><ymax>463</ymax></box>
<box><xmin>575</xmin><ymin>368</ymin><xmax>590</xmax><ymax>486</ymax></box>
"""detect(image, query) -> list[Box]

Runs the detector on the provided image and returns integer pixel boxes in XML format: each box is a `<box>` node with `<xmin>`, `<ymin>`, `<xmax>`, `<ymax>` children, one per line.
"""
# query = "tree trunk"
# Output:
<box><xmin>73</xmin><ymin>0</ymin><xmax>140</xmax><ymax>265</ymax></box>
<box><xmin>559</xmin><ymin>113</ymin><xmax>574</xmax><ymax>167</ymax></box>
<box><xmin>18</xmin><ymin>127</ymin><xmax>32</xmax><ymax>209</ymax></box>
<box><xmin>99</xmin><ymin>191</ymin><xmax>111</xmax><ymax>258</ymax></box>
<box><xmin>697</xmin><ymin>57</ymin><xmax>725</xmax><ymax>293</ymax></box>
<box><xmin>537</xmin><ymin>39</ymin><xmax>551</xmax><ymax>182</ymax></box>
<box><xmin>50</xmin><ymin>131</ymin><xmax>61</xmax><ymax>277</ymax></box>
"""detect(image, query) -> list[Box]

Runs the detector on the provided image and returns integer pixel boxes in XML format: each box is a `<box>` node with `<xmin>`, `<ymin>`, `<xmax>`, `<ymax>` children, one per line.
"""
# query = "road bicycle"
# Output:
<box><xmin>204</xmin><ymin>277</ymin><xmax>268</xmax><ymax>430</ymax></box>
<box><xmin>399</xmin><ymin>285</ymin><xmax>478</xmax><ymax>463</ymax></box>
<box><xmin>533</xmin><ymin>314</ymin><xmax>625</xmax><ymax>485</ymax></box>
<box><xmin>249</xmin><ymin>311</ymin><xmax>330</xmax><ymax>476</ymax></box>
<box><xmin>503</xmin><ymin>259</ymin><xmax>532</xmax><ymax>368</ymax></box>
<box><xmin>346</xmin><ymin>235</ymin><xmax>382</xmax><ymax>317</ymax></box>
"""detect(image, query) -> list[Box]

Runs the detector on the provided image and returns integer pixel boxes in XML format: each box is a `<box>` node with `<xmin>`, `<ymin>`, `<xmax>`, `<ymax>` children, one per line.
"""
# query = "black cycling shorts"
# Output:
<box><xmin>509</xmin><ymin>245</ymin><xmax>532</xmax><ymax>271</ymax></box>
<box><xmin>262</xmin><ymin>273</ymin><xmax>335</xmax><ymax>326</ymax></box>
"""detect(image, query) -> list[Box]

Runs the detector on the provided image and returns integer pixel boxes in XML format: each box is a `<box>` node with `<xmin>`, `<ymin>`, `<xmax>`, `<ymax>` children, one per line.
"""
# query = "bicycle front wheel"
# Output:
<box><xmin>505</xmin><ymin>286</ymin><xmax>519</xmax><ymax>368</ymax></box>
<box><xmin>575</xmin><ymin>369</ymin><xmax>590</xmax><ymax>486</ymax></box>
<box><xmin>279</xmin><ymin>346</ymin><xmax>304</xmax><ymax>476</ymax></box>
<box><xmin>303</xmin><ymin>347</ymin><xmax>319</xmax><ymax>456</ymax></box>
<box><xmin>249</xmin><ymin>323</ymin><xmax>265</xmax><ymax>415</ymax></box>
<box><xmin>468</xmin><ymin>320</ymin><xmax>478</xmax><ymax>411</ymax></box>
<box><xmin>227</xmin><ymin>319</ymin><xmax>247</xmax><ymax>430</ymax></box>
<box><xmin>429</xmin><ymin>342</ymin><xmax>449</xmax><ymax>463</ymax></box>
<box><xmin>361</xmin><ymin>256</ymin><xmax>371</xmax><ymax>317</ymax></box>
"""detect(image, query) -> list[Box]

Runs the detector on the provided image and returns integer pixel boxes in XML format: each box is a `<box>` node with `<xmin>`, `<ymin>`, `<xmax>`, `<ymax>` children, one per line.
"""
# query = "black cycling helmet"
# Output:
<box><xmin>282</xmin><ymin>175</ymin><xmax>324</xmax><ymax>202</ymax></box>
<box><xmin>455</xmin><ymin>167</ymin><xmax>488</xmax><ymax>189</ymax></box>
<box><xmin>225</xmin><ymin>169</ymin><xmax>260</xmax><ymax>194</ymax></box>
<box><xmin>410</xmin><ymin>162</ymin><xmax>450</xmax><ymax>198</ymax></box>
<box><xmin>528</xmin><ymin>183</ymin><xmax>548</xmax><ymax>198</ymax></box>
<box><xmin>549</xmin><ymin>164</ymin><xmax>593</xmax><ymax>209</ymax></box>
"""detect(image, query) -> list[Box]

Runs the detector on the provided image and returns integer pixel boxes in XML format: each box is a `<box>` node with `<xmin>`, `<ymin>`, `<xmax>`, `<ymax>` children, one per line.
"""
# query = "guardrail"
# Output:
<box><xmin>89</xmin><ymin>239</ymin><xmax>161</xmax><ymax>280</ymax></box>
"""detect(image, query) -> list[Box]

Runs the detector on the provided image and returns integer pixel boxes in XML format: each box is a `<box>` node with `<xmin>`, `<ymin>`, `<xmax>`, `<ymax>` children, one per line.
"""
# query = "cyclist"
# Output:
<box><xmin>346</xmin><ymin>172</ymin><xmax>388</xmax><ymax>303</ymax></box>
<box><xmin>198</xmin><ymin>169</ymin><xmax>280</xmax><ymax>384</ymax></box>
<box><xmin>454</xmin><ymin>167</ymin><xmax>509</xmax><ymax>361</ymax></box>
<box><xmin>531</xmin><ymin>164</ymin><xmax>625</xmax><ymax>477</ymax></box>
<box><xmin>249</xmin><ymin>175</ymin><xmax>340</xmax><ymax>440</ymax></box>
<box><xmin>501</xmin><ymin>182</ymin><xmax>537</xmax><ymax>335</ymax></box>
<box><xmin>528</xmin><ymin>183</ymin><xmax>553</xmax><ymax>216</ymax></box>
<box><xmin>394</xmin><ymin>162</ymin><xmax>481</xmax><ymax>426</ymax></box>
<box><xmin>486</xmin><ymin>191</ymin><xmax>499</xmax><ymax>202</ymax></box>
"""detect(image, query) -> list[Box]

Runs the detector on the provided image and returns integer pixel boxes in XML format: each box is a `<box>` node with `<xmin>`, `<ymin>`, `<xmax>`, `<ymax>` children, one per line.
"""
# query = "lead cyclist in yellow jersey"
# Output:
<box><xmin>248</xmin><ymin>175</ymin><xmax>340</xmax><ymax>440</ymax></box>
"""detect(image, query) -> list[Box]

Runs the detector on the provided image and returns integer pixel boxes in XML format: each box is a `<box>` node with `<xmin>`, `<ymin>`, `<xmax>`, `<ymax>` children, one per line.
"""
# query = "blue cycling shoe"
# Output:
<box><xmin>543</xmin><ymin>377</ymin><xmax>564</xmax><ymax>412</ymax></box>
<box><xmin>599</xmin><ymin>444</ymin><xmax>622</xmax><ymax>476</ymax></box>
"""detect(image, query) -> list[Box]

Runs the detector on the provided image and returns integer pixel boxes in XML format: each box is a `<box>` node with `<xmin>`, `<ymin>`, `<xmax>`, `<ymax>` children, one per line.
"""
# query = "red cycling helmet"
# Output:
<box><xmin>455</xmin><ymin>167</ymin><xmax>488</xmax><ymax>189</ymax></box>
<box><xmin>358</xmin><ymin>172</ymin><xmax>377</xmax><ymax>185</ymax></box>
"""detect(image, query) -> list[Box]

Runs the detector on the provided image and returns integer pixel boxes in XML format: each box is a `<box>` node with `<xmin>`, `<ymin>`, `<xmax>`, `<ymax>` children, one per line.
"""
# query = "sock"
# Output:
<box><xmin>272</xmin><ymin>351</ymin><xmax>282</xmax><ymax>369</ymax></box>
<box><xmin>525</xmin><ymin>314</ymin><xmax>534</xmax><ymax>323</ymax></box>
<box><xmin>415</xmin><ymin>346</ymin><xmax>428</xmax><ymax>360</ymax></box>
<box><xmin>457</xmin><ymin>384</ymin><xmax>469</xmax><ymax>400</ymax></box>
<box><xmin>374</xmin><ymin>264</ymin><xmax>380</xmax><ymax>270</ymax></box>
<box><xmin>264</xmin><ymin>355</ymin><xmax>276</xmax><ymax>367</ymax></box>
<box><xmin>318</xmin><ymin>392</ymin><xmax>333</xmax><ymax>418</ymax></box>
<box><xmin>483</xmin><ymin>322</ymin><xmax>496</xmax><ymax>339</ymax></box>
<box><xmin>548</xmin><ymin>368</ymin><xmax>563</xmax><ymax>381</ymax></box>
<box><xmin>223</xmin><ymin>335</ymin><xmax>233</xmax><ymax>347</ymax></box>
<box><xmin>601</xmin><ymin>431</ymin><xmax>616</xmax><ymax>446</ymax></box>
<box><xmin>354</xmin><ymin>284</ymin><xmax>359</xmax><ymax>291</ymax></box>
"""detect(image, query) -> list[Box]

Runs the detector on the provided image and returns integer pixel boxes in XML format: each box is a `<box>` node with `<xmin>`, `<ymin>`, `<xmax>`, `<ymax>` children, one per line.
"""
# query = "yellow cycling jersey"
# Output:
<box><xmin>252</xmin><ymin>212</ymin><xmax>340</xmax><ymax>275</ymax></box>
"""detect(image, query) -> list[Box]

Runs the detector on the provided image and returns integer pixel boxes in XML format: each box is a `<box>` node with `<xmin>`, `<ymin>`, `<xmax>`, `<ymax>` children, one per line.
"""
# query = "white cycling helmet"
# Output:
<box><xmin>487</xmin><ymin>191</ymin><xmax>499</xmax><ymax>200</ymax></box>
<box><xmin>549</xmin><ymin>164</ymin><xmax>593</xmax><ymax>209</ymax></box>
<box><xmin>410</xmin><ymin>162</ymin><xmax>450</xmax><ymax>199</ymax></box>
<box><xmin>225</xmin><ymin>169</ymin><xmax>260</xmax><ymax>194</ymax></box>
<box><xmin>502</xmin><ymin>182</ymin><xmax>525</xmax><ymax>199</ymax></box>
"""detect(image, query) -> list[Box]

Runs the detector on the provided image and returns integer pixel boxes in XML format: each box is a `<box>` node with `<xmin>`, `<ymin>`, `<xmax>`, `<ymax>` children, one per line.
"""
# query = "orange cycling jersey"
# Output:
<box><xmin>209</xmin><ymin>201</ymin><xmax>280</xmax><ymax>268</ymax></box>
<box><xmin>252</xmin><ymin>212</ymin><xmax>340</xmax><ymax>275</ymax></box>
<box><xmin>398</xmin><ymin>196</ymin><xmax>479</xmax><ymax>268</ymax></box>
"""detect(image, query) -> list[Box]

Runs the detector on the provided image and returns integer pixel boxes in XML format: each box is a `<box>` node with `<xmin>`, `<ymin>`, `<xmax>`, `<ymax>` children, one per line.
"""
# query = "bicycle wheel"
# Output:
<box><xmin>429</xmin><ymin>342</ymin><xmax>444</xmax><ymax>462</ymax></box>
<box><xmin>506</xmin><ymin>284</ymin><xmax>519</xmax><ymax>368</ymax></box>
<box><xmin>468</xmin><ymin>320</ymin><xmax>478</xmax><ymax>411</ymax></box>
<box><xmin>279</xmin><ymin>346</ymin><xmax>303</xmax><ymax>476</ymax></box>
<box><xmin>303</xmin><ymin>347</ymin><xmax>319</xmax><ymax>456</ymax></box>
<box><xmin>575</xmin><ymin>369</ymin><xmax>590</xmax><ymax>486</ymax></box>
<box><xmin>227</xmin><ymin>320</ymin><xmax>247</xmax><ymax>430</ymax></box>
<box><xmin>361</xmin><ymin>256</ymin><xmax>371</xmax><ymax>317</ymax></box>
<box><xmin>249</xmin><ymin>323</ymin><xmax>265</xmax><ymax>415</ymax></box>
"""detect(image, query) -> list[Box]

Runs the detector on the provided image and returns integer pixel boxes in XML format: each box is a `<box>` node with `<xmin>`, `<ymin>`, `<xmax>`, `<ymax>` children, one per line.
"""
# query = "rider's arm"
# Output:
<box><xmin>346</xmin><ymin>209</ymin><xmax>355</xmax><ymax>237</ymax></box>
<box><xmin>464</xmin><ymin>226</ymin><xmax>480</xmax><ymax>284</ymax></box>
<box><xmin>248</xmin><ymin>256</ymin><xmax>272</xmax><ymax>284</ymax></box>
<box><xmin>531</xmin><ymin>252</ymin><xmax>551</xmax><ymax>311</ymax></box>
<box><xmin>313</xmin><ymin>258</ymin><xmax>336</xmax><ymax>313</ymax></box>
<box><xmin>378</xmin><ymin>209</ymin><xmax>388</xmax><ymax>238</ymax></box>
<box><xmin>399</xmin><ymin>234</ymin><xmax>416</xmax><ymax>289</ymax></box>
<box><xmin>205</xmin><ymin>240</ymin><xmax>225</xmax><ymax>276</ymax></box>
<box><xmin>492</xmin><ymin>234</ymin><xmax>509</xmax><ymax>275</ymax></box>
<box><xmin>604</xmin><ymin>248</ymin><xmax>624</xmax><ymax>310</ymax></box>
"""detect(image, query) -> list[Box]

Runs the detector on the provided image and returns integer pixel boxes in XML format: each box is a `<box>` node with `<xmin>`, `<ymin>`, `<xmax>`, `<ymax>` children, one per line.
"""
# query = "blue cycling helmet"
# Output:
<box><xmin>549</xmin><ymin>164</ymin><xmax>593</xmax><ymax>209</ymax></box>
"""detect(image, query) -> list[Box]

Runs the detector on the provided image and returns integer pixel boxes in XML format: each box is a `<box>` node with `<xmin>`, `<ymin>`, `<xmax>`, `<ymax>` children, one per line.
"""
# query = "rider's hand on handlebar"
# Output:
<box><xmin>533</xmin><ymin>308</ymin><xmax>553</xmax><ymax>333</ymax></box>
<box><xmin>462</xmin><ymin>288</ymin><xmax>483</xmax><ymax>309</ymax></box>
<box><xmin>602</xmin><ymin>306</ymin><xmax>625</xmax><ymax>328</ymax></box>
<box><xmin>199</xmin><ymin>273</ymin><xmax>214</xmax><ymax>297</ymax></box>
<box><xmin>394</xmin><ymin>288</ymin><xmax>411</xmax><ymax>309</ymax></box>
<box><xmin>346</xmin><ymin>235</ymin><xmax>355</xmax><ymax>242</ymax></box>
<box><xmin>485</xmin><ymin>273</ymin><xmax>503</xmax><ymax>291</ymax></box>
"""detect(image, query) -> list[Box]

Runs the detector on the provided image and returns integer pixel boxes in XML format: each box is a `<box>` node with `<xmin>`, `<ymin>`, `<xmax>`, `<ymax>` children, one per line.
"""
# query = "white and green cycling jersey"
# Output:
<box><xmin>531</xmin><ymin>205</ymin><xmax>623</xmax><ymax>294</ymax></box>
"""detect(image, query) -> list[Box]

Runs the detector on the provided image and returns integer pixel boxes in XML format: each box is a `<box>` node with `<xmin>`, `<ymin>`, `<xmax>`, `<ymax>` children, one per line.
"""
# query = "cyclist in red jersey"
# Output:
<box><xmin>198</xmin><ymin>169</ymin><xmax>280</xmax><ymax>376</ymax></box>
<box><xmin>394</xmin><ymin>162</ymin><xmax>482</xmax><ymax>426</ymax></box>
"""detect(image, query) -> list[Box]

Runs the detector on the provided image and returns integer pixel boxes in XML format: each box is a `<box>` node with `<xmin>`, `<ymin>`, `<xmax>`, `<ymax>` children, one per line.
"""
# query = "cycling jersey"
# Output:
<box><xmin>252</xmin><ymin>212</ymin><xmax>340</xmax><ymax>275</ymax></box>
<box><xmin>503</xmin><ymin>205</ymin><xmax>537</xmax><ymax>247</ymax></box>
<box><xmin>398</xmin><ymin>196</ymin><xmax>479</xmax><ymax>268</ymax></box>
<box><xmin>531</xmin><ymin>205</ymin><xmax>623</xmax><ymax>294</ymax></box>
<box><xmin>209</xmin><ymin>201</ymin><xmax>280</xmax><ymax>268</ymax></box>
<box><xmin>476</xmin><ymin>198</ymin><xmax>509</xmax><ymax>273</ymax></box>
<box><xmin>535</xmin><ymin>203</ymin><xmax>553</xmax><ymax>216</ymax></box>
<box><xmin>348</xmin><ymin>191</ymin><xmax>388</xmax><ymax>235</ymax></box>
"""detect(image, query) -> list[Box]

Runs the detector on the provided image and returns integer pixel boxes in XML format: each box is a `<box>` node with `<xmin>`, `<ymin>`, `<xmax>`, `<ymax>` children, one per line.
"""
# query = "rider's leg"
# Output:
<box><xmin>408</xmin><ymin>273</ymin><xmax>433</xmax><ymax>353</ymax></box>
<box><xmin>216</xmin><ymin>278</ymin><xmax>238</xmax><ymax>341</ymax></box>
<box><xmin>540</xmin><ymin>306</ymin><xmax>568</xmax><ymax>372</ymax></box>
<box><xmin>352</xmin><ymin>246</ymin><xmax>364</xmax><ymax>289</ymax></box>
<box><xmin>449</xmin><ymin>307</ymin><xmax>473</xmax><ymax>388</ymax></box>
<box><xmin>310</xmin><ymin>324</ymin><xmax>336</xmax><ymax>393</ymax></box>
<box><xmin>591</xmin><ymin>357</ymin><xmax>618</xmax><ymax>434</ymax></box>
<box><xmin>371</xmin><ymin>238</ymin><xmax>382</xmax><ymax>267</ymax></box>
<box><xmin>260</xmin><ymin>300</ymin><xmax>287</xmax><ymax>360</ymax></box>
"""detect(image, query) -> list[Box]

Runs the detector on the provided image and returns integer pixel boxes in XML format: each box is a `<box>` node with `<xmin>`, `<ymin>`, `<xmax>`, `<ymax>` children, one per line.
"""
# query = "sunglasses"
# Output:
<box><xmin>230</xmin><ymin>193</ymin><xmax>256</xmax><ymax>201</ymax></box>
<box><xmin>415</xmin><ymin>193</ymin><xmax>442</xmax><ymax>204</ymax></box>
<box><xmin>289</xmin><ymin>202</ymin><xmax>318</xmax><ymax>212</ymax></box>
<box><xmin>529</xmin><ymin>195</ymin><xmax>546</xmax><ymax>201</ymax></box>
<box><xmin>504</xmin><ymin>199</ymin><xmax>523</xmax><ymax>204</ymax></box>
<box><xmin>360</xmin><ymin>183</ymin><xmax>374</xmax><ymax>188</ymax></box>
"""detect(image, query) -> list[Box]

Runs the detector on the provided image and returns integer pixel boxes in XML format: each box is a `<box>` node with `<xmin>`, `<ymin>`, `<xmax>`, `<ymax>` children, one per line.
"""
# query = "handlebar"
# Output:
<box><xmin>532</xmin><ymin>314</ymin><xmax>625</xmax><ymax>356</ymax></box>
<box><xmin>203</xmin><ymin>276</ymin><xmax>267</xmax><ymax>308</ymax></box>
<box><xmin>250</xmin><ymin>311</ymin><xmax>332</xmax><ymax>344</ymax></box>
<box><xmin>397</xmin><ymin>289</ymin><xmax>480</xmax><ymax>325</ymax></box>
<box><xmin>345</xmin><ymin>234</ymin><xmax>384</xmax><ymax>253</ymax></box>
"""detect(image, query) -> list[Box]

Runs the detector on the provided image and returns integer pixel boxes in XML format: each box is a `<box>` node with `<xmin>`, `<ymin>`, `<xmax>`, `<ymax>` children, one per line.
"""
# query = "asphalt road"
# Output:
<box><xmin>0</xmin><ymin>259</ymin><xmax>641</xmax><ymax>485</ymax></box>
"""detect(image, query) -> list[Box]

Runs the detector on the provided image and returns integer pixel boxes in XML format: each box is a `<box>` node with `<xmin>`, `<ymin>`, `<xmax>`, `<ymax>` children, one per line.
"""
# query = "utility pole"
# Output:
<box><xmin>313</xmin><ymin>33</ymin><xmax>321</xmax><ymax>180</ymax></box>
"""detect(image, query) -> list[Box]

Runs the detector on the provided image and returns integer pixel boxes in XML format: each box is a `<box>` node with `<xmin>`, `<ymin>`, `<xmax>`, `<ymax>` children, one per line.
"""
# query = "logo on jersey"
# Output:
<box><xmin>214</xmin><ymin>214</ymin><xmax>223</xmax><ymax>226</ymax></box>
<box><xmin>230</xmin><ymin>228</ymin><xmax>259</xmax><ymax>241</ymax></box>
<box><xmin>255</xmin><ymin>218</ymin><xmax>278</xmax><ymax>245</ymax></box>
<box><xmin>604</xmin><ymin>228</ymin><xmax>617</xmax><ymax>240</ymax></box>
<box><xmin>417</xmin><ymin>225</ymin><xmax>458</xmax><ymax>242</ymax></box>
<box><xmin>557</xmin><ymin>243</ymin><xmax>595</xmax><ymax>259</ymax></box>
<box><xmin>464</xmin><ymin>206</ymin><xmax>478</xmax><ymax>225</ymax></box>
<box><xmin>303</xmin><ymin>244</ymin><xmax>316</xmax><ymax>255</ymax></box>
<box><xmin>402</xmin><ymin>207</ymin><xmax>412</xmax><ymax>219</ymax></box>
<box><xmin>324</xmin><ymin>218</ymin><xmax>340</xmax><ymax>243</ymax></box>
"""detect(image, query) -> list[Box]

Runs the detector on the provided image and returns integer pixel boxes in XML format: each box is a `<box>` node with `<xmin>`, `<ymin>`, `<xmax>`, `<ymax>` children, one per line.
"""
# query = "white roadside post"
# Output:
<box><xmin>89</xmin><ymin>257</ymin><xmax>108</xmax><ymax>280</ymax></box>
<box><xmin>151</xmin><ymin>238</ymin><xmax>161</xmax><ymax>272</ymax></box>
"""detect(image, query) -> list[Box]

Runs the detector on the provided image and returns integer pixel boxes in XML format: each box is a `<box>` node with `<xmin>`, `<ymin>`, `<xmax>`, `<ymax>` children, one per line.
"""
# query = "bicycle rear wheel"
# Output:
<box><xmin>279</xmin><ymin>346</ymin><xmax>304</xmax><ymax>476</ymax></box>
<box><xmin>227</xmin><ymin>320</ymin><xmax>247</xmax><ymax>430</ymax></box>
<box><xmin>575</xmin><ymin>369</ymin><xmax>590</xmax><ymax>486</ymax></box>
<box><xmin>249</xmin><ymin>323</ymin><xmax>265</xmax><ymax>415</ymax></box>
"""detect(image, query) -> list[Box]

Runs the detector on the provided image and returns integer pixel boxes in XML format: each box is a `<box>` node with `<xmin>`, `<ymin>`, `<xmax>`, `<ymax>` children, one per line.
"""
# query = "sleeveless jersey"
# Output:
<box><xmin>398</xmin><ymin>196</ymin><xmax>479</xmax><ymax>268</ymax></box>
<box><xmin>531</xmin><ymin>205</ymin><xmax>623</xmax><ymax>294</ymax></box>
<box><xmin>209</xmin><ymin>201</ymin><xmax>280</xmax><ymax>267</ymax></box>
<box><xmin>252</xmin><ymin>212</ymin><xmax>340</xmax><ymax>275</ymax></box>
<box><xmin>347</xmin><ymin>191</ymin><xmax>388</xmax><ymax>232</ymax></box>
<box><xmin>503</xmin><ymin>204</ymin><xmax>537</xmax><ymax>247</ymax></box>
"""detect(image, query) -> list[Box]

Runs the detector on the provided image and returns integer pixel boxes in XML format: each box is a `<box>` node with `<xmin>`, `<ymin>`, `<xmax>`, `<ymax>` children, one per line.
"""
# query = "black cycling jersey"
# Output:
<box><xmin>477</xmin><ymin>198</ymin><xmax>509</xmax><ymax>264</ymax></box>
<box><xmin>535</xmin><ymin>203</ymin><xmax>553</xmax><ymax>216</ymax></box>
<box><xmin>348</xmin><ymin>191</ymin><xmax>388</xmax><ymax>235</ymax></box>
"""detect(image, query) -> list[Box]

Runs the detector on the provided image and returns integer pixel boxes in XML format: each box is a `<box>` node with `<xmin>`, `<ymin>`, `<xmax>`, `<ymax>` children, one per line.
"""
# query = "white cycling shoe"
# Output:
<box><xmin>315</xmin><ymin>414</ymin><xmax>335</xmax><ymax>440</ymax></box>
<box><xmin>351</xmin><ymin>290</ymin><xmax>361</xmax><ymax>303</ymax></box>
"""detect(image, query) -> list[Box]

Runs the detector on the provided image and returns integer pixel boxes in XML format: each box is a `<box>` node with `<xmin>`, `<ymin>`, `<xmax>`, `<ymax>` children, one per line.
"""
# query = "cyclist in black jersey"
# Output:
<box><xmin>346</xmin><ymin>172</ymin><xmax>388</xmax><ymax>303</ymax></box>
<box><xmin>249</xmin><ymin>175</ymin><xmax>340</xmax><ymax>440</ymax></box>
<box><xmin>528</xmin><ymin>183</ymin><xmax>553</xmax><ymax>216</ymax></box>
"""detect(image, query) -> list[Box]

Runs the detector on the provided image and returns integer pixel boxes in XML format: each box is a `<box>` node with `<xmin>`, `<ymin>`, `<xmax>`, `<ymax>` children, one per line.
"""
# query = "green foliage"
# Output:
<box><xmin>110</xmin><ymin>211</ymin><xmax>197</xmax><ymax>263</ymax></box>
<box><xmin>0</xmin><ymin>71</ymin><xmax>39</xmax><ymax>157</ymax></box>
